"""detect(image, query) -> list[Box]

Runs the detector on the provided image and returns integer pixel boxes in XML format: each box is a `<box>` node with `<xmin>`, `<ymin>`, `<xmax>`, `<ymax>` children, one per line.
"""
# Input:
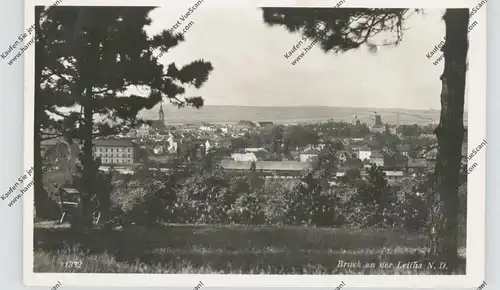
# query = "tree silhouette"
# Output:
<box><xmin>262</xmin><ymin>7</ymin><xmax>469</xmax><ymax>272</ymax></box>
<box><xmin>358</xmin><ymin>164</ymin><xmax>390</xmax><ymax>226</ymax></box>
<box><xmin>35</xmin><ymin>6</ymin><xmax>213</xmax><ymax>224</ymax></box>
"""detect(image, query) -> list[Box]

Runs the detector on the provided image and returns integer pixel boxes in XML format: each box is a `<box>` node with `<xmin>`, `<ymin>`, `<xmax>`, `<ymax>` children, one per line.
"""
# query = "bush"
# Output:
<box><xmin>260</xmin><ymin>180</ymin><xmax>297</xmax><ymax>225</ymax></box>
<box><xmin>228</xmin><ymin>192</ymin><xmax>266</xmax><ymax>225</ymax></box>
<box><xmin>106</xmin><ymin>163</ymin><xmax>439</xmax><ymax>231</ymax></box>
<box><xmin>393</xmin><ymin>190</ymin><xmax>429</xmax><ymax>231</ymax></box>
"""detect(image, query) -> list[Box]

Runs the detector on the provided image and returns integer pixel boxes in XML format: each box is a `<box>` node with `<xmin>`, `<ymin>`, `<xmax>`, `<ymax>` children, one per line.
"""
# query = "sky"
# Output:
<box><xmin>49</xmin><ymin>4</ymin><xmax>473</xmax><ymax>120</ymax></box>
<box><xmin>140</xmin><ymin>5</ymin><xmax>465</xmax><ymax>111</ymax></box>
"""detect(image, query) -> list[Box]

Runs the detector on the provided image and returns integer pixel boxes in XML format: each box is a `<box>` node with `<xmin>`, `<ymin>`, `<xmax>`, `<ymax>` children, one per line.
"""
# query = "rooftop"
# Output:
<box><xmin>370</xmin><ymin>150</ymin><xmax>385</xmax><ymax>159</ymax></box>
<box><xmin>383</xmin><ymin>171</ymin><xmax>405</xmax><ymax>177</ymax></box>
<box><xmin>257</xmin><ymin>121</ymin><xmax>275</xmax><ymax>127</ymax></box>
<box><xmin>408</xmin><ymin>158</ymin><xmax>427</xmax><ymax>168</ymax></box>
<box><xmin>301</xmin><ymin>148</ymin><xmax>321</xmax><ymax>154</ymax></box>
<box><xmin>220</xmin><ymin>160</ymin><xmax>312</xmax><ymax>171</ymax></box>
<box><xmin>93</xmin><ymin>139</ymin><xmax>134</xmax><ymax>147</ymax></box>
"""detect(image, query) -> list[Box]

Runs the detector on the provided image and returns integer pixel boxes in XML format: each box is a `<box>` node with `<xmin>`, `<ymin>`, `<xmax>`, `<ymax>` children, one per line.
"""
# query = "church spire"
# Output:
<box><xmin>159</xmin><ymin>102</ymin><xmax>165</xmax><ymax>123</ymax></box>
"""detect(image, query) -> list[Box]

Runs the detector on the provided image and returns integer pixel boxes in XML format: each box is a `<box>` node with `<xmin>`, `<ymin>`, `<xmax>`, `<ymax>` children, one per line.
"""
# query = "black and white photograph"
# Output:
<box><xmin>21</xmin><ymin>0</ymin><xmax>486</xmax><ymax>288</ymax></box>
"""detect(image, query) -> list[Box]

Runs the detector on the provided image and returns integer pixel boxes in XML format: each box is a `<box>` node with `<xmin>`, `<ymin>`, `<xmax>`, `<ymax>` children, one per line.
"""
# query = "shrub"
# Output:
<box><xmin>228</xmin><ymin>192</ymin><xmax>266</xmax><ymax>225</ymax></box>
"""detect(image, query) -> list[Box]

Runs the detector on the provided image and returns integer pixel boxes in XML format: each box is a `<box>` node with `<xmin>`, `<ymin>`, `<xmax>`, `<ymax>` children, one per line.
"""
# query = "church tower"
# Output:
<box><xmin>159</xmin><ymin>102</ymin><xmax>165</xmax><ymax>123</ymax></box>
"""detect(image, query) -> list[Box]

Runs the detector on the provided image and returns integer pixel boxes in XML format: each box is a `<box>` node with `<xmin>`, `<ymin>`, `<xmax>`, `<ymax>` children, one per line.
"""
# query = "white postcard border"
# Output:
<box><xmin>23</xmin><ymin>0</ymin><xmax>486</xmax><ymax>288</ymax></box>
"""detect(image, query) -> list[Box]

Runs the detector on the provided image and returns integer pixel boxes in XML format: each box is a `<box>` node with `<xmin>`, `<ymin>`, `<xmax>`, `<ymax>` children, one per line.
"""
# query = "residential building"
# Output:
<box><xmin>383</xmin><ymin>170</ymin><xmax>406</xmax><ymax>184</ymax></box>
<box><xmin>425</xmin><ymin>147</ymin><xmax>438</xmax><ymax>168</ymax></box>
<box><xmin>93</xmin><ymin>139</ymin><xmax>135</xmax><ymax>165</ymax></box>
<box><xmin>397</xmin><ymin>144</ymin><xmax>411</xmax><ymax>156</ymax></box>
<box><xmin>244</xmin><ymin>147</ymin><xmax>267</xmax><ymax>153</ymax></box>
<box><xmin>304</xmin><ymin>143</ymin><xmax>327</xmax><ymax>151</ymax></box>
<box><xmin>358</xmin><ymin>145</ymin><xmax>372</xmax><ymax>160</ymax></box>
<box><xmin>407</xmin><ymin>157</ymin><xmax>427</xmax><ymax>173</ymax></box>
<box><xmin>299</xmin><ymin>148</ymin><xmax>320</xmax><ymax>162</ymax></box>
<box><xmin>370</xmin><ymin>150</ymin><xmax>385</xmax><ymax>167</ymax></box>
<box><xmin>289</xmin><ymin>150</ymin><xmax>300</xmax><ymax>161</ymax></box>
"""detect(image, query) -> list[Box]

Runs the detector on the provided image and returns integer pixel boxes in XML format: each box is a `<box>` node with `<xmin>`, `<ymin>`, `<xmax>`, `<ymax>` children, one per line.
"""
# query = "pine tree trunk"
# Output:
<box><xmin>430</xmin><ymin>9</ymin><xmax>468</xmax><ymax>273</ymax></box>
<box><xmin>34</xmin><ymin>6</ymin><xmax>53</xmax><ymax>220</ymax></box>
<box><xmin>81</xmin><ymin>85</ymin><xmax>95</xmax><ymax>228</ymax></box>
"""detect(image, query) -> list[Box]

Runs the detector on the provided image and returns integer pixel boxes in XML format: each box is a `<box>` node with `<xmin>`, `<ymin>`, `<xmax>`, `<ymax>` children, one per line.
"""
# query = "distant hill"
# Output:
<box><xmin>140</xmin><ymin>105</ymin><xmax>468</xmax><ymax>126</ymax></box>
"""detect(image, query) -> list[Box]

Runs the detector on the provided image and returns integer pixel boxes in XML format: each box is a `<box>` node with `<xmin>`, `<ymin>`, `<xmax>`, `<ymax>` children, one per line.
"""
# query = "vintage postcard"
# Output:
<box><xmin>21</xmin><ymin>0</ymin><xmax>486</xmax><ymax>288</ymax></box>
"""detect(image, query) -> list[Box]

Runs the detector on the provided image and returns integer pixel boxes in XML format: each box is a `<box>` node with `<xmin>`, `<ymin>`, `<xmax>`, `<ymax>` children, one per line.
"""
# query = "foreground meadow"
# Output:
<box><xmin>33</xmin><ymin>221</ymin><xmax>465</xmax><ymax>274</ymax></box>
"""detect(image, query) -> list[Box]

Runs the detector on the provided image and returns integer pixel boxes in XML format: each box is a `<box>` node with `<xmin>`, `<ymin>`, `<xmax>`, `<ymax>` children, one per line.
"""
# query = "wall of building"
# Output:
<box><xmin>358</xmin><ymin>150</ymin><xmax>371</xmax><ymax>161</ymax></box>
<box><xmin>371</xmin><ymin>158</ymin><xmax>384</xmax><ymax>167</ymax></box>
<box><xmin>299</xmin><ymin>154</ymin><xmax>318</xmax><ymax>162</ymax></box>
<box><xmin>93</xmin><ymin>146</ymin><xmax>135</xmax><ymax>165</ymax></box>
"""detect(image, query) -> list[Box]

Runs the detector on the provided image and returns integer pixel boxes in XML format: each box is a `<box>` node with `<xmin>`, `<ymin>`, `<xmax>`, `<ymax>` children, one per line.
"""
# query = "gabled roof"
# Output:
<box><xmin>301</xmin><ymin>148</ymin><xmax>320</xmax><ymax>154</ymax></box>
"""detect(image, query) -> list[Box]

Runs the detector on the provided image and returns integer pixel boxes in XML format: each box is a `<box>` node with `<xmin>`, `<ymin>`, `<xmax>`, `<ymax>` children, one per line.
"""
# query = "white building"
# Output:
<box><xmin>244</xmin><ymin>147</ymin><xmax>266</xmax><ymax>153</ymax></box>
<box><xmin>231</xmin><ymin>153</ymin><xmax>257</xmax><ymax>162</ymax></box>
<box><xmin>358</xmin><ymin>147</ymin><xmax>372</xmax><ymax>161</ymax></box>
<box><xmin>93</xmin><ymin>139</ymin><xmax>135</xmax><ymax>165</ymax></box>
<box><xmin>166</xmin><ymin>135</ymin><xmax>178</xmax><ymax>153</ymax></box>
<box><xmin>299</xmin><ymin>148</ymin><xmax>320</xmax><ymax>162</ymax></box>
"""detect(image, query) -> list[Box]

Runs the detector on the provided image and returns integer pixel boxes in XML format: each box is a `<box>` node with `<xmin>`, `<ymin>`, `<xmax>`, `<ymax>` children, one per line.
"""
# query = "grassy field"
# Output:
<box><xmin>34</xmin><ymin>221</ymin><xmax>466</xmax><ymax>274</ymax></box>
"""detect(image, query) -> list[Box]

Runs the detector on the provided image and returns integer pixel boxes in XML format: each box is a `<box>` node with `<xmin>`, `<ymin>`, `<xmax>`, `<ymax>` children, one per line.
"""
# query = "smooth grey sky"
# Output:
<box><xmin>143</xmin><ymin>6</ymin><xmax>467</xmax><ymax>110</ymax></box>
